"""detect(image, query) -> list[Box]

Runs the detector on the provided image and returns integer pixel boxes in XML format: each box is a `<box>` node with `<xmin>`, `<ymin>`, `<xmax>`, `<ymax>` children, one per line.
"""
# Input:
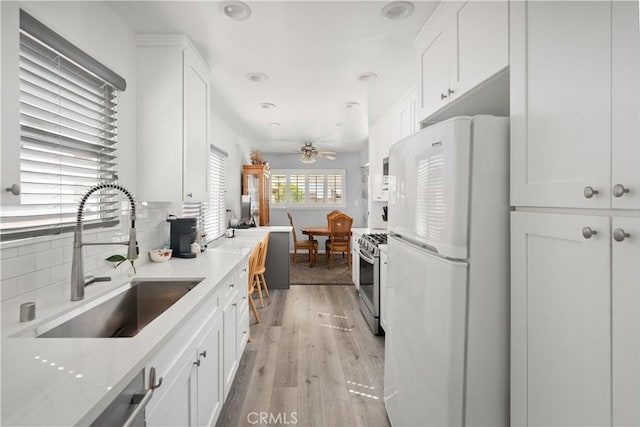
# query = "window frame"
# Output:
<box><xmin>0</xmin><ymin>10</ymin><xmax>126</xmax><ymax>242</ymax></box>
<box><xmin>270</xmin><ymin>169</ymin><xmax>347</xmax><ymax>209</ymax></box>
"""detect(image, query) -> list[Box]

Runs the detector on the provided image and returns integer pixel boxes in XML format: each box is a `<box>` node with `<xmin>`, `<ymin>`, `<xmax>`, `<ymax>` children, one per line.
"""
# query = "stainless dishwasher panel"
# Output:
<box><xmin>91</xmin><ymin>370</ymin><xmax>145</xmax><ymax>427</ymax></box>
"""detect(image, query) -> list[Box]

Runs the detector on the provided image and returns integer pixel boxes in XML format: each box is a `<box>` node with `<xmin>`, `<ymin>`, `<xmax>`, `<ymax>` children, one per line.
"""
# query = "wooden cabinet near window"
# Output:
<box><xmin>242</xmin><ymin>164</ymin><xmax>270</xmax><ymax>226</ymax></box>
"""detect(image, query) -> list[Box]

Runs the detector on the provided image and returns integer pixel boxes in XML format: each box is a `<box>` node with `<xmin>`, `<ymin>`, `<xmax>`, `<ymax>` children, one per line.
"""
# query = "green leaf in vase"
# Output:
<box><xmin>105</xmin><ymin>254</ymin><xmax>127</xmax><ymax>263</ymax></box>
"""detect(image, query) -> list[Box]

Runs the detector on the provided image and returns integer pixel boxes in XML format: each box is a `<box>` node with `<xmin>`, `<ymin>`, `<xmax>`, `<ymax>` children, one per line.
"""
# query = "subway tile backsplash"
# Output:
<box><xmin>0</xmin><ymin>201</ymin><xmax>181</xmax><ymax>309</ymax></box>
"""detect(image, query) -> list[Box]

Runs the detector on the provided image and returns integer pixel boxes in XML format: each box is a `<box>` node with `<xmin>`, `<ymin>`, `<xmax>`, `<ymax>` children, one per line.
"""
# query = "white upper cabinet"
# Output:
<box><xmin>611</xmin><ymin>1</ymin><xmax>640</xmax><ymax>209</ymax></box>
<box><xmin>137</xmin><ymin>35</ymin><xmax>210</xmax><ymax>203</ymax></box>
<box><xmin>414</xmin><ymin>1</ymin><xmax>508</xmax><ymax>124</ymax></box>
<box><xmin>511</xmin><ymin>1</ymin><xmax>640</xmax><ymax>209</ymax></box>
<box><xmin>451</xmin><ymin>1</ymin><xmax>509</xmax><ymax>100</ymax></box>
<box><xmin>416</xmin><ymin>21</ymin><xmax>452</xmax><ymax>121</ymax></box>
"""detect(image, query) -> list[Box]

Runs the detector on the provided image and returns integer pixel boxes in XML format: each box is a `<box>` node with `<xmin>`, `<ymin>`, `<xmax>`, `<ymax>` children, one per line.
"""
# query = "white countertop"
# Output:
<box><xmin>1</xmin><ymin>230</ymin><xmax>269</xmax><ymax>426</ymax></box>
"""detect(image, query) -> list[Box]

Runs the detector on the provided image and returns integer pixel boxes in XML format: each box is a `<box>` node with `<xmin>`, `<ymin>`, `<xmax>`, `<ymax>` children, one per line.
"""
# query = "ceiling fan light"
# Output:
<box><xmin>299</xmin><ymin>155</ymin><xmax>316</xmax><ymax>164</ymax></box>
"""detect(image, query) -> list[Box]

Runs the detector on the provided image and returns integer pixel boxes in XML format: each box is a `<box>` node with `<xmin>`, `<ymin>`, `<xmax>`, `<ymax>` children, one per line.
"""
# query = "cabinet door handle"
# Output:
<box><xmin>447</xmin><ymin>88</ymin><xmax>455</xmax><ymax>96</ymax></box>
<box><xmin>232</xmin><ymin>303</ymin><xmax>237</xmax><ymax>307</ymax></box>
<box><xmin>193</xmin><ymin>359</ymin><xmax>201</xmax><ymax>367</ymax></box>
<box><xmin>613</xmin><ymin>184</ymin><xmax>630</xmax><ymax>198</ymax></box>
<box><xmin>583</xmin><ymin>186</ymin><xmax>599</xmax><ymax>199</ymax></box>
<box><xmin>613</xmin><ymin>228</ymin><xmax>631</xmax><ymax>242</ymax></box>
<box><xmin>582</xmin><ymin>227</ymin><xmax>597</xmax><ymax>239</ymax></box>
<box><xmin>242</xmin><ymin>267</ymin><xmax>247</xmax><ymax>273</ymax></box>
<box><xmin>229</xmin><ymin>283</ymin><xmax>235</xmax><ymax>288</ymax></box>
<box><xmin>5</xmin><ymin>183</ymin><xmax>20</xmax><ymax>196</ymax></box>
<box><xmin>440</xmin><ymin>93</ymin><xmax>448</xmax><ymax>100</ymax></box>
<box><xmin>186</xmin><ymin>192</ymin><xmax>193</xmax><ymax>198</ymax></box>
<box><xmin>199</xmin><ymin>350</ymin><xmax>207</xmax><ymax>358</ymax></box>
<box><xmin>149</xmin><ymin>367</ymin><xmax>163</xmax><ymax>390</ymax></box>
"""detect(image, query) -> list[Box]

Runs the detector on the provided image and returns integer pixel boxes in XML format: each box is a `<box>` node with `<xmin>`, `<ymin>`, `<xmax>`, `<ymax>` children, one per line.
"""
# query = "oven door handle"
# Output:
<box><xmin>358</xmin><ymin>249</ymin><xmax>376</xmax><ymax>264</ymax></box>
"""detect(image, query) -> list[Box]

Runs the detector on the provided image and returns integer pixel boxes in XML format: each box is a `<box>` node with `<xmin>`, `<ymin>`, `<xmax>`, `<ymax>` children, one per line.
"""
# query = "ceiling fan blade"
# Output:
<box><xmin>277</xmin><ymin>152</ymin><xmax>302</xmax><ymax>156</ymax></box>
<box><xmin>317</xmin><ymin>150</ymin><xmax>337</xmax><ymax>155</ymax></box>
<box><xmin>318</xmin><ymin>154</ymin><xmax>336</xmax><ymax>160</ymax></box>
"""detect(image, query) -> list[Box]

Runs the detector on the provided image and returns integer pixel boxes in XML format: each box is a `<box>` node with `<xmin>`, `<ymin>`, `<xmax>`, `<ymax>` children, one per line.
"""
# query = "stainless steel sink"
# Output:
<box><xmin>36</xmin><ymin>279</ymin><xmax>203</xmax><ymax>338</ymax></box>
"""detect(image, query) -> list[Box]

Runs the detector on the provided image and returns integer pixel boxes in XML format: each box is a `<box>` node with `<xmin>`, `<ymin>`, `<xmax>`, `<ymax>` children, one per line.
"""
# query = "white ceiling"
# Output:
<box><xmin>109</xmin><ymin>1</ymin><xmax>438</xmax><ymax>154</ymax></box>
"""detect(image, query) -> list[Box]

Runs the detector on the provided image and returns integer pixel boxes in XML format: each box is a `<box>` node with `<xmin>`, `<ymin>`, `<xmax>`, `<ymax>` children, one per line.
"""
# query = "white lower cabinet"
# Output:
<box><xmin>512</xmin><ymin>211</ymin><xmax>640</xmax><ymax>426</ymax></box>
<box><xmin>146</xmin><ymin>311</ymin><xmax>222</xmax><ymax>427</ymax></box>
<box><xmin>223</xmin><ymin>289</ymin><xmax>239</xmax><ymax>398</ymax></box>
<box><xmin>145</xmin><ymin>257</ymin><xmax>250</xmax><ymax>427</ymax></box>
<box><xmin>612</xmin><ymin>217</ymin><xmax>640</xmax><ymax>426</ymax></box>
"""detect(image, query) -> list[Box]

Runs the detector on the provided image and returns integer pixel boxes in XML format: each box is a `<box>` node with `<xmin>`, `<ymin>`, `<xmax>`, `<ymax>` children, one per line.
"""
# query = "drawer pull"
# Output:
<box><xmin>583</xmin><ymin>186</ymin><xmax>599</xmax><ymax>199</ymax></box>
<box><xmin>582</xmin><ymin>226</ymin><xmax>597</xmax><ymax>239</ymax></box>
<box><xmin>613</xmin><ymin>228</ymin><xmax>631</xmax><ymax>242</ymax></box>
<box><xmin>613</xmin><ymin>184</ymin><xmax>630</xmax><ymax>198</ymax></box>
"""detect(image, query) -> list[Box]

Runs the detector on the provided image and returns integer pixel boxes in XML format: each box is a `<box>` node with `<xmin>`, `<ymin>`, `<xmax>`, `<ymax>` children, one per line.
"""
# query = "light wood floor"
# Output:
<box><xmin>216</xmin><ymin>285</ymin><xmax>390</xmax><ymax>427</ymax></box>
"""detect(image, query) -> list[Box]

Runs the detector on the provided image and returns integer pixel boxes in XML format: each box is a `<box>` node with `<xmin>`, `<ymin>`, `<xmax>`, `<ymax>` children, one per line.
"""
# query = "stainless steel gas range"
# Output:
<box><xmin>357</xmin><ymin>233</ymin><xmax>387</xmax><ymax>335</ymax></box>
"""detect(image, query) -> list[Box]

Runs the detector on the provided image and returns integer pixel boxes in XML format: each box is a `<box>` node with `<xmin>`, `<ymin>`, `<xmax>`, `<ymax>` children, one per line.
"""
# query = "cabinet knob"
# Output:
<box><xmin>5</xmin><ymin>183</ymin><xmax>20</xmax><ymax>196</ymax></box>
<box><xmin>186</xmin><ymin>192</ymin><xmax>193</xmax><ymax>198</ymax></box>
<box><xmin>193</xmin><ymin>359</ymin><xmax>201</xmax><ymax>367</ymax></box>
<box><xmin>582</xmin><ymin>226</ymin><xmax>597</xmax><ymax>239</ymax></box>
<box><xmin>583</xmin><ymin>186</ymin><xmax>599</xmax><ymax>199</ymax></box>
<box><xmin>613</xmin><ymin>184</ymin><xmax>630</xmax><ymax>198</ymax></box>
<box><xmin>232</xmin><ymin>303</ymin><xmax>237</xmax><ymax>307</ymax></box>
<box><xmin>447</xmin><ymin>88</ymin><xmax>455</xmax><ymax>96</ymax></box>
<box><xmin>199</xmin><ymin>350</ymin><xmax>207</xmax><ymax>358</ymax></box>
<box><xmin>613</xmin><ymin>228</ymin><xmax>630</xmax><ymax>242</ymax></box>
<box><xmin>440</xmin><ymin>93</ymin><xmax>448</xmax><ymax>100</ymax></box>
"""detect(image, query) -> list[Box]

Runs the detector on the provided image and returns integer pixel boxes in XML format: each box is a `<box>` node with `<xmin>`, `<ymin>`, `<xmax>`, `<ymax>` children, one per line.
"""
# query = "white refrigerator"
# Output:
<box><xmin>384</xmin><ymin>116</ymin><xmax>510</xmax><ymax>426</ymax></box>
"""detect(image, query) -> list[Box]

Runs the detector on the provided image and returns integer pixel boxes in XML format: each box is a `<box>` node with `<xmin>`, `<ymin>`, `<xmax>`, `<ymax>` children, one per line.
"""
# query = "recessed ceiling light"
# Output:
<box><xmin>220</xmin><ymin>1</ymin><xmax>252</xmax><ymax>20</ymax></box>
<box><xmin>269</xmin><ymin>122</ymin><xmax>281</xmax><ymax>127</ymax></box>
<box><xmin>343</xmin><ymin>102</ymin><xmax>360</xmax><ymax>109</ymax></box>
<box><xmin>357</xmin><ymin>72</ymin><xmax>378</xmax><ymax>82</ymax></box>
<box><xmin>381</xmin><ymin>1</ymin><xmax>415</xmax><ymax>20</ymax></box>
<box><xmin>247</xmin><ymin>72</ymin><xmax>269</xmax><ymax>82</ymax></box>
<box><xmin>260</xmin><ymin>102</ymin><xmax>276</xmax><ymax>109</ymax></box>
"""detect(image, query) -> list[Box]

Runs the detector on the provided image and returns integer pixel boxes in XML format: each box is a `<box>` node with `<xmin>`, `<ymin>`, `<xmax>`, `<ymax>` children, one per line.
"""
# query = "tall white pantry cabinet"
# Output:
<box><xmin>510</xmin><ymin>1</ymin><xmax>640</xmax><ymax>426</ymax></box>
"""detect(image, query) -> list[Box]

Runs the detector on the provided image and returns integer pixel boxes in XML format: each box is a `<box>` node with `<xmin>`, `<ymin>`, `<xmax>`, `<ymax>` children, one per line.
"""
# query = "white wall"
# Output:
<box><xmin>211</xmin><ymin>111</ymin><xmax>251</xmax><ymax>222</ymax></box>
<box><xmin>263</xmin><ymin>152</ymin><xmax>367</xmax><ymax>247</ymax></box>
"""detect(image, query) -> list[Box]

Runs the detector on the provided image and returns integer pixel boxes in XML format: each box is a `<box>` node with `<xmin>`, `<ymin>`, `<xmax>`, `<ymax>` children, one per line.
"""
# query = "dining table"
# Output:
<box><xmin>300</xmin><ymin>226</ymin><xmax>351</xmax><ymax>267</ymax></box>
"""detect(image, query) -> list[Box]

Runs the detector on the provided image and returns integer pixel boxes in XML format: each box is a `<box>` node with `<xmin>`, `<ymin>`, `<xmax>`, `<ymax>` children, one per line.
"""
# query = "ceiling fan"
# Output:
<box><xmin>279</xmin><ymin>142</ymin><xmax>337</xmax><ymax>164</ymax></box>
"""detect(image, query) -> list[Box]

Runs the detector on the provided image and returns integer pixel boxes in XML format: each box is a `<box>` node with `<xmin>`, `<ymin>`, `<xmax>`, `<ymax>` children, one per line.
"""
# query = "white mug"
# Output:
<box><xmin>226</xmin><ymin>229</ymin><xmax>235</xmax><ymax>238</ymax></box>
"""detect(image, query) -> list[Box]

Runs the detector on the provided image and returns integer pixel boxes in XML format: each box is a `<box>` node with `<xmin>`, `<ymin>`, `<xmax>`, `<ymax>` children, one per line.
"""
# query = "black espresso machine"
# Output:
<box><xmin>167</xmin><ymin>217</ymin><xmax>197</xmax><ymax>258</ymax></box>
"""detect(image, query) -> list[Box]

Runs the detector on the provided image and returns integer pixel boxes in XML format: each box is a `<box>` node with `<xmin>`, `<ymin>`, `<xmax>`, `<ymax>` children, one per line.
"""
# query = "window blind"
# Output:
<box><xmin>204</xmin><ymin>146</ymin><xmax>227</xmax><ymax>240</ymax></box>
<box><xmin>0</xmin><ymin>24</ymin><xmax>121</xmax><ymax>241</ymax></box>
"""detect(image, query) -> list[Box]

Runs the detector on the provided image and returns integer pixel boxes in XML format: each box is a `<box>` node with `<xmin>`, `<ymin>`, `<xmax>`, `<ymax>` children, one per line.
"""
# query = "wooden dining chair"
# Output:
<box><xmin>254</xmin><ymin>232</ymin><xmax>270</xmax><ymax>307</ymax></box>
<box><xmin>287</xmin><ymin>212</ymin><xmax>318</xmax><ymax>267</ymax></box>
<box><xmin>248</xmin><ymin>242</ymin><xmax>262</xmax><ymax>323</ymax></box>
<box><xmin>324</xmin><ymin>210</ymin><xmax>342</xmax><ymax>256</ymax></box>
<box><xmin>327</xmin><ymin>213</ymin><xmax>353</xmax><ymax>269</ymax></box>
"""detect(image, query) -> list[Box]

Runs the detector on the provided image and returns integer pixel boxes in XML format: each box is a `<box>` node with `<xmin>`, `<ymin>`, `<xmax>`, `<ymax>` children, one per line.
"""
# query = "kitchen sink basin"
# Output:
<box><xmin>36</xmin><ymin>279</ymin><xmax>203</xmax><ymax>338</ymax></box>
